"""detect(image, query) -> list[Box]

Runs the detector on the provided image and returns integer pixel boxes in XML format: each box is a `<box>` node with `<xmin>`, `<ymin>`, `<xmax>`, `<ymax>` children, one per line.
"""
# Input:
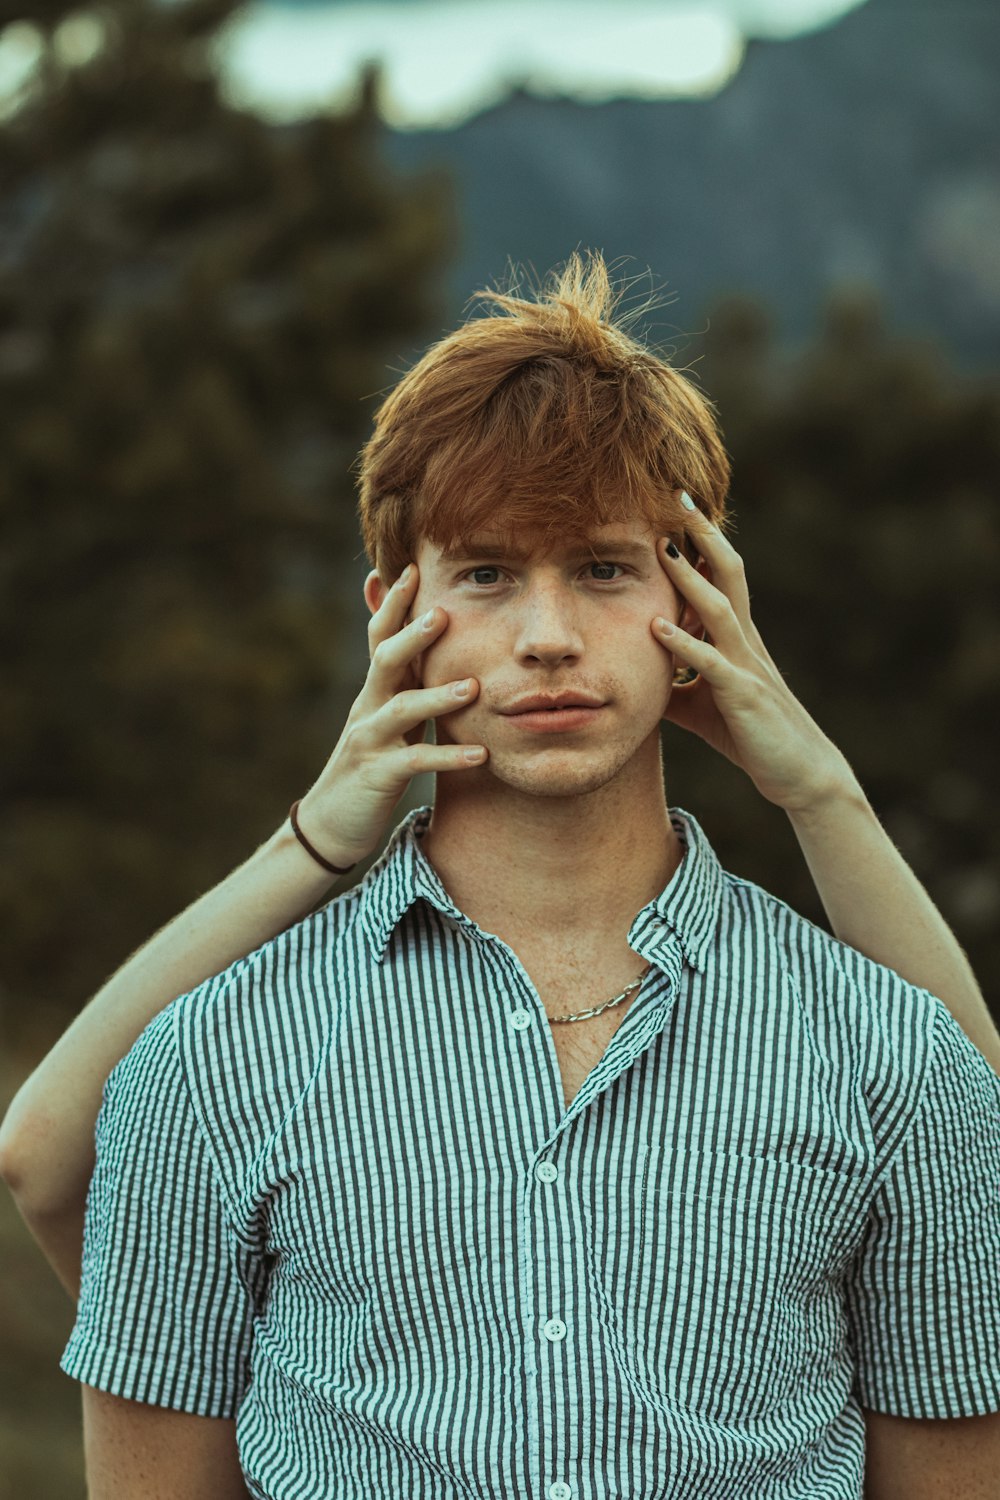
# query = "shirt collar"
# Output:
<box><xmin>360</xmin><ymin>804</ymin><xmax>727</xmax><ymax>975</ymax></box>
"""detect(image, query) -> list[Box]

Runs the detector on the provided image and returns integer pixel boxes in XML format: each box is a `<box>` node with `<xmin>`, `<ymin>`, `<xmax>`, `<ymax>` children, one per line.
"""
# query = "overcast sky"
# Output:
<box><xmin>208</xmin><ymin>0</ymin><xmax>870</xmax><ymax>128</ymax></box>
<box><xmin>0</xmin><ymin>0</ymin><xmax>869</xmax><ymax>129</ymax></box>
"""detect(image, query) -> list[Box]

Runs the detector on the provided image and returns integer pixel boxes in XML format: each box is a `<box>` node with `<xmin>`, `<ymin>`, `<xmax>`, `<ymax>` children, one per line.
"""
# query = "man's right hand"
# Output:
<box><xmin>294</xmin><ymin>564</ymin><xmax>487</xmax><ymax>871</ymax></box>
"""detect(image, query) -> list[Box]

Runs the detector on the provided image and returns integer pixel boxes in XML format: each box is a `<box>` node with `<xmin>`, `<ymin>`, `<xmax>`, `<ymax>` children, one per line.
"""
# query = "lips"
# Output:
<box><xmin>502</xmin><ymin>693</ymin><xmax>605</xmax><ymax>714</ymax></box>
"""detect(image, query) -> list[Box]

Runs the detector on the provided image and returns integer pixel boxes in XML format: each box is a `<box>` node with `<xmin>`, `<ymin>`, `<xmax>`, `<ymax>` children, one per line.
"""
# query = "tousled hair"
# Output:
<box><xmin>355</xmin><ymin>251</ymin><xmax>732</xmax><ymax>584</ymax></box>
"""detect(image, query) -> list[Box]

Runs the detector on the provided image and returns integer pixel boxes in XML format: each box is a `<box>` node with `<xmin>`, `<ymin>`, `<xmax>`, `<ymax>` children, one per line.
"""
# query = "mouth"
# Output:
<box><xmin>501</xmin><ymin>695</ymin><xmax>606</xmax><ymax>715</ymax></box>
<box><xmin>502</xmin><ymin>704</ymin><xmax>606</xmax><ymax>733</ymax></box>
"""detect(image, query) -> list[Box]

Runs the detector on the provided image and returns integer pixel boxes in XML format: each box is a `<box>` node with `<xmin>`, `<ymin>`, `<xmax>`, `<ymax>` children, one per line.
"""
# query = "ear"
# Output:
<box><xmin>364</xmin><ymin>569</ymin><xmax>389</xmax><ymax>617</ymax></box>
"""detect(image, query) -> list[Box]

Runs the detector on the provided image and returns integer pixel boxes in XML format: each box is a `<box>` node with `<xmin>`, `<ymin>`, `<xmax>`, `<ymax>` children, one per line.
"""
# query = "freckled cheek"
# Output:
<box><xmin>637</xmin><ymin>631</ymin><xmax>673</xmax><ymax>681</ymax></box>
<box><xmin>626</xmin><ymin>625</ymin><xmax>675</xmax><ymax>716</ymax></box>
<box><xmin>413</xmin><ymin>611</ymin><xmax>488</xmax><ymax>689</ymax></box>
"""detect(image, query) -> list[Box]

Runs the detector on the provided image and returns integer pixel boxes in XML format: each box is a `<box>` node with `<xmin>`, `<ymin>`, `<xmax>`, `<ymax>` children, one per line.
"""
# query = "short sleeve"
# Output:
<box><xmin>842</xmin><ymin>1000</ymin><xmax>1000</xmax><ymax>1418</ymax></box>
<box><xmin>60</xmin><ymin>1004</ymin><xmax>264</xmax><ymax>1416</ymax></box>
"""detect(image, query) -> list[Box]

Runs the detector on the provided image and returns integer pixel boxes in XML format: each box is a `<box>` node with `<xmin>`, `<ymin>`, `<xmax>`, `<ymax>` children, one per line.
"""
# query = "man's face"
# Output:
<box><xmin>399</xmin><ymin>517</ymin><xmax>696</xmax><ymax>799</ymax></box>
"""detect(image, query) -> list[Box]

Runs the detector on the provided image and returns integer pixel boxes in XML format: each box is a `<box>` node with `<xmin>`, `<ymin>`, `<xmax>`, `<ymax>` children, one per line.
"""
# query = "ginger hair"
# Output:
<box><xmin>355</xmin><ymin>251</ymin><xmax>732</xmax><ymax>584</ymax></box>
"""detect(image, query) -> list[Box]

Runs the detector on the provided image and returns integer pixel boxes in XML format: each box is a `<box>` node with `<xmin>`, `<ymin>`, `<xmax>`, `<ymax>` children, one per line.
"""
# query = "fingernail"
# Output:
<box><xmin>400</xmin><ymin>564</ymin><xmax>412</xmax><ymax>585</ymax></box>
<box><xmin>680</xmin><ymin>491</ymin><xmax>696</xmax><ymax>510</ymax></box>
<box><xmin>665</xmin><ymin>541</ymin><xmax>680</xmax><ymax>559</ymax></box>
<box><xmin>656</xmin><ymin>617</ymin><xmax>675</xmax><ymax>634</ymax></box>
<box><xmin>452</xmin><ymin>678</ymin><xmax>472</xmax><ymax>697</ymax></box>
<box><xmin>422</xmin><ymin>609</ymin><xmax>437</xmax><ymax>629</ymax></box>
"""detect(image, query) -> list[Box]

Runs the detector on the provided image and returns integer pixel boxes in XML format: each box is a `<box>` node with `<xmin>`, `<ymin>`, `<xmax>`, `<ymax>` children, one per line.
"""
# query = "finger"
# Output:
<box><xmin>366</xmin><ymin>605</ymin><xmax>451</xmax><ymax>703</ymax></box>
<box><xmin>369</xmin><ymin>679</ymin><xmax>481</xmax><ymax>743</ymax></box>
<box><xmin>383</xmin><ymin>741</ymin><xmax>490</xmax><ymax>778</ymax></box>
<box><xmin>656</xmin><ymin>538</ymin><xmax>749</xmax><ymax>661</ymax></box>
<box><xmin>367</xmin><ymin>563</ymin><xmax>419</xmax><ymax>656</ymax></box>
<box><xmin>675</xmin><ymin>515</ymin><xmax>752</xmax><ymax>628</ymax></box>
<box><xmin>652</xmin><ymin>615</ymin><xmax>735</xmax><ymax>688</ymax></box>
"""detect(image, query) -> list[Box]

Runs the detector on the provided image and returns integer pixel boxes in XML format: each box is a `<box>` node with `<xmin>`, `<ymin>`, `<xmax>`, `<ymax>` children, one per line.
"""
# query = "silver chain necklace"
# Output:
<box><xmin>413</xmin><ymin>813</ymin><xmax>651</xmax><ymax>1026</ymax></box>
<box><xmin>548</xmin><ymin>965</ymin><xmax>652</xmax><ymax>1024</ymax></box>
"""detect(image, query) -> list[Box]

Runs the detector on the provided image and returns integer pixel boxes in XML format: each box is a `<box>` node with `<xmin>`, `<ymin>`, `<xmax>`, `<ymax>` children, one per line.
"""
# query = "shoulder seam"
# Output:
<box><xmin>167</xmin><ymin>973</ymin><xmax>256</xmax><ymax>1241</ymax></box>
<box><xmin>866</xmin><ymin>1000</ymin><xmax>943</xmax><ymax>1200</ymax></box>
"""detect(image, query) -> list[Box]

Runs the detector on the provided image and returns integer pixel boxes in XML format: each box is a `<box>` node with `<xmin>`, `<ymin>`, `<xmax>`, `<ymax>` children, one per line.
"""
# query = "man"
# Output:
<box><xmin>2</xmin><ymin>252</ymin><xmax>999</xmax><ymax>1498</ymax></box>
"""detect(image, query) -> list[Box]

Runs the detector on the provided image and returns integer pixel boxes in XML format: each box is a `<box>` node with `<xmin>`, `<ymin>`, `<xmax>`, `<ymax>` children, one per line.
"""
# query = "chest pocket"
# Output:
<box><xmin>584</xmin><ymin>1147</ymin><xmax>870</xmax><ymax>1423</ymax></box>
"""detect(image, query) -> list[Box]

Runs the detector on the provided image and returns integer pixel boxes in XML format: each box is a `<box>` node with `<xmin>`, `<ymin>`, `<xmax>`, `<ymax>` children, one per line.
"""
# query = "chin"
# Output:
<box><xmin>480</xmin><ymin>746</ymin><xmax>639</xmax><ymax>799</ymax></box>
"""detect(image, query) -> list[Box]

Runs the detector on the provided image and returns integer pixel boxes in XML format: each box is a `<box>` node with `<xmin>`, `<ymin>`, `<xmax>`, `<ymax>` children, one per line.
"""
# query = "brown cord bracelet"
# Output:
<box><xmin>288</xmin><ymin>800</ymin><xmax>357</xmax><ymax>875</ymax></box>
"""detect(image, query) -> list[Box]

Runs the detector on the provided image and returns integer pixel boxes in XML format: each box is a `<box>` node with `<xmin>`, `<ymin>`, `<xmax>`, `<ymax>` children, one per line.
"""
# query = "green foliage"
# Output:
<box><xmin>668</xmin><ymin>287</ymin><xmax>1000</xmax><ymax>1017</ymax></box>
<box><xmin>0</xmin><ymin>0</ymin><xmax>454</xmax><ymax>1051</ymax></box>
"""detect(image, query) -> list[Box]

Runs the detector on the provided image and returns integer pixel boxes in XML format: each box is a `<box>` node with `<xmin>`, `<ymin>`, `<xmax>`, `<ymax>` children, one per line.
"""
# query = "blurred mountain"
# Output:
<box><xmin>381</xmin><ymin>0</ymin><xmax>1000</xmax><ymax>369</ymax></box>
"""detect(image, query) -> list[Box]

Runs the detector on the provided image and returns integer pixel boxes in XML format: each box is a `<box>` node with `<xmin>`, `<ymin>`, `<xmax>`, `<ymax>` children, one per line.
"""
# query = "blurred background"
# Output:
<box><xmin>1</xmin><ymin>0</ymin><xmax>998</xmax><ymax>1489</ymax></box>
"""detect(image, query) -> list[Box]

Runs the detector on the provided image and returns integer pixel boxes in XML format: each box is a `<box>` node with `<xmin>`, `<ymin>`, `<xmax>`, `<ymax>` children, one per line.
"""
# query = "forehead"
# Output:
<box><xmin>426</xmin><ymin>519</ymin><xmax>658</xmax><ymax>564</ymax></box>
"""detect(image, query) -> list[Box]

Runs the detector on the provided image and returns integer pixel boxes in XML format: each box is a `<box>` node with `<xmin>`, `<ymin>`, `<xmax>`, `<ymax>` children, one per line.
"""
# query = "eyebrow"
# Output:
<box><xmin>440</xmin><ymin>539</ymin><xmax>653</xmax><ymax>563</ymax></box>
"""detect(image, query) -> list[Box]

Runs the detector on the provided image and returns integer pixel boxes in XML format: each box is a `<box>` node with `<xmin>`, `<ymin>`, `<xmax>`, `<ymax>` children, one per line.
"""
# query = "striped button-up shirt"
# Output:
<box><xmin>62</xmin><ymin>805</ymin><xmax>1000</xmax><ymax>1499</ymax></box>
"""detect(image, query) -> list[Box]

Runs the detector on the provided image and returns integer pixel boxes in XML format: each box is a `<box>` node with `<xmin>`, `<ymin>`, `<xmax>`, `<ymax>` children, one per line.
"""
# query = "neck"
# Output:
<box><xmin>419</xmin><ymin>732</ymin><xmax>683</xmax><ymax>949</ymax></box>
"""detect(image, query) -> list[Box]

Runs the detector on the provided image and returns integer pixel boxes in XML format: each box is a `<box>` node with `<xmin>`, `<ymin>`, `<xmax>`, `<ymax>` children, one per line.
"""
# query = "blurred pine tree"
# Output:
<box><xmin>671</xmin><ymin>287</ymin><xmax>1000</xmax><ymax>1023</ymax></box>
<box><xmin>0</xmin><ymin>0</ymin><xmax>454</xmax><ymax>1051</ymax></box>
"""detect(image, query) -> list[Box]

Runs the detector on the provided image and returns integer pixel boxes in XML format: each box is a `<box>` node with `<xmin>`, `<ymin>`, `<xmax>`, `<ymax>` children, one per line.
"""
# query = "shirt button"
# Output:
<box><xmin>542</xmin><ymin>1318</ymin><xmax>566</xmax><ymax>1341</ymax></box>
<box><xmin>549</xmin><ymin>1484</ymin><xmax>572</xmax><ymax>1500</ymax></box>
<box><xmin>510</xmin><ymin>1009</ymin><xmax>532</xmax><ymax>1030</ymax></box>
<box><xmin>536</xmin><ymin>1162</ymin><xmax>558</xmax><ymax>1183</ymax></box>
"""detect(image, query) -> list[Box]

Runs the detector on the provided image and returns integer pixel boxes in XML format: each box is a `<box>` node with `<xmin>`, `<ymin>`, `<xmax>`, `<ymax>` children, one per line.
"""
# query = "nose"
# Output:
<box><xmin>512</xmin><ymin>581</ymin><xmax>585</xmax><ymax>666</ymax></box>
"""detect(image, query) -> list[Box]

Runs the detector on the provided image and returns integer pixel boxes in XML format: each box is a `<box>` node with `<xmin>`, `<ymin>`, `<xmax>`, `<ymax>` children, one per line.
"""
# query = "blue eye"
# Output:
<box><xmin>460</xmin><ymin>562</ymin><xmax>628</xmax><ymax>587</ymax></box>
